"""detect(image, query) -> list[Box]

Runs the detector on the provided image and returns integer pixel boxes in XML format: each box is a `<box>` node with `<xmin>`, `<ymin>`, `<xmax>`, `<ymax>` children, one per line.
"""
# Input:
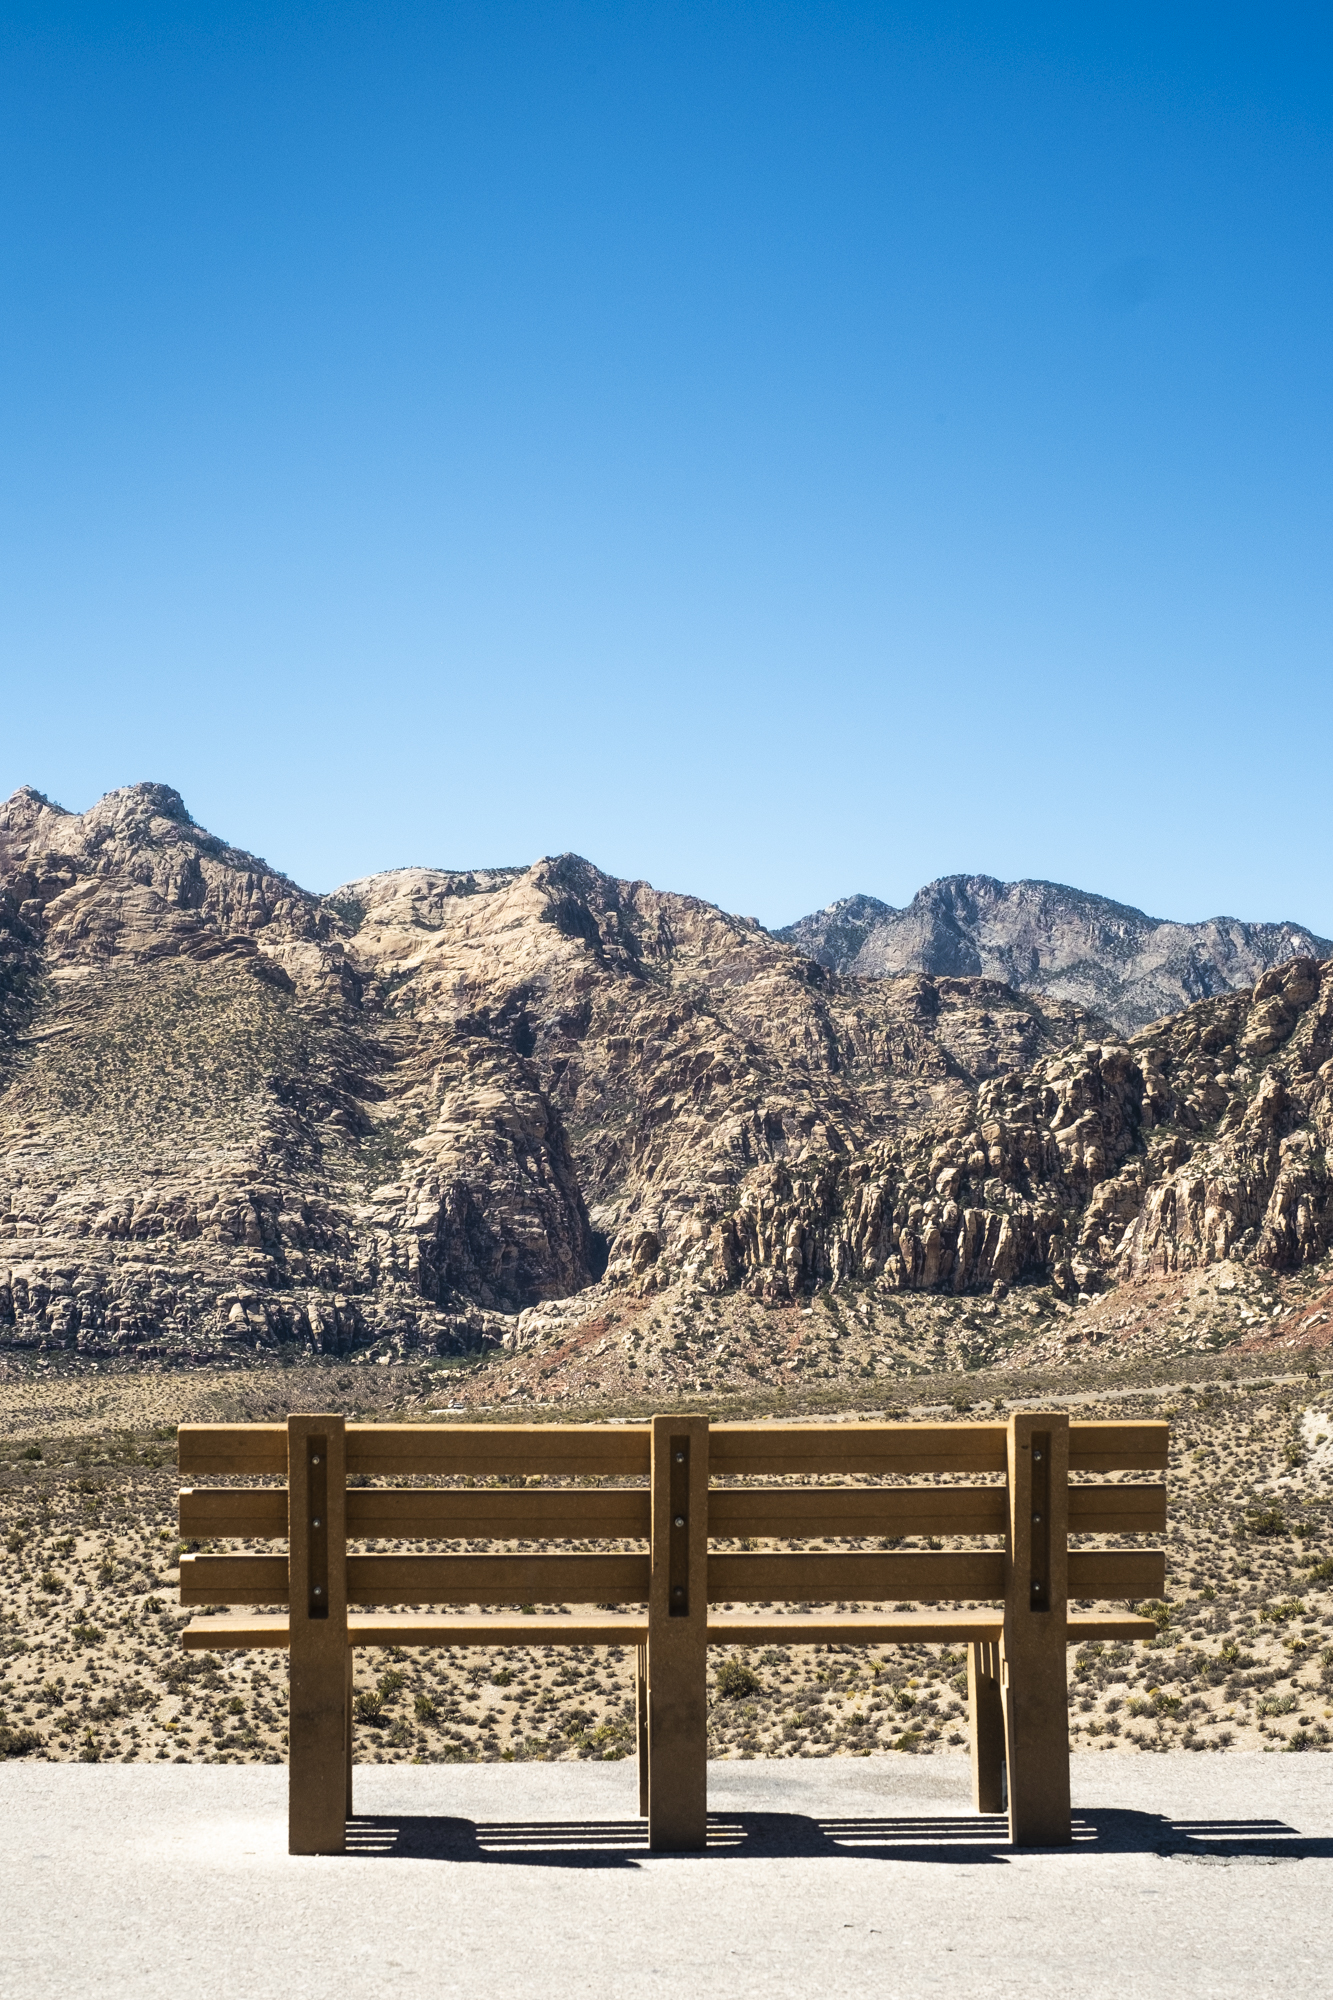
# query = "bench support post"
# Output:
<box><xmin>287</xmin><ymin>1413</ymin><xmax>349</xmax><ymax>1855</ymax></box>
<box><xmin>635</xmin><ymin>1643</ymin><xmax>649</xmax><ymax>1817</ymax></box>
<box><xmin>1001</xmin><ymin>1410</ymin><xmax>1070</xmax><ymax>1846</ymax></box>
<box><xmin>967</xmin><ymin>1639</ymin><xmax>1005</xmax><ymax>1813</ymax></box>
<box><xmin>647</xmin><ymin>1413</ymin><xmax>709</xmax><ymax>1851</ymax></box>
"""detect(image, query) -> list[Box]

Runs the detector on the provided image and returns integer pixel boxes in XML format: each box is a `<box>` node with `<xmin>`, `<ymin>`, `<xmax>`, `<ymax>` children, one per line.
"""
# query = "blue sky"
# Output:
<box><xmin>1</xmin><ymin>4</ymin><xmax>1330</xmax><ymax>931</ymax></box>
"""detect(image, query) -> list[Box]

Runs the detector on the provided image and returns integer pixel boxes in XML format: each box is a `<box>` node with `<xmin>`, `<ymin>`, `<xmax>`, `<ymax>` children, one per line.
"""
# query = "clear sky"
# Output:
<box><xmin>1</xmin><ymin>4</ymin><xmax>1330</xmax><ymax>932</ymax></box>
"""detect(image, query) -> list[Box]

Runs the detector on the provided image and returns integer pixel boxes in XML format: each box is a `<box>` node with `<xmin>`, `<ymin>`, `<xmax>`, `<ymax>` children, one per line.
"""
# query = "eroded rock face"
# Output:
<box><xmin>781</xmin><ymin>875</ymin><xmax>1329</xmax><ymax>1033</ymax></box>
<box><xmin>2</xmin><ymin>782</ymin><xmax>1327</xmax><ymax>1355</ymax></box>
<box><xmin>704</xmin><ymin>956</ymin><xmax>1333</xmax><ymax>1302</ymax></box>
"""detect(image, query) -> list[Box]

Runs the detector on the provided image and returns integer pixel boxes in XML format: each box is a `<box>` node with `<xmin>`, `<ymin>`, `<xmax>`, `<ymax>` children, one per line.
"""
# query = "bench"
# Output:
<box><xmin>177</xmin><ymin>1408</ymin><xmax>1168</xmax><ymax>1852</ymax></box>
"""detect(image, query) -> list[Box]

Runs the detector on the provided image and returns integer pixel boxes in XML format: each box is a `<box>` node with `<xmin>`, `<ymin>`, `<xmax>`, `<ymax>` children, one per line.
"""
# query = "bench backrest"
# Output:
<box><xmin>178</xmin><ymin>1412</ymin><xmax>1168</xmax><ymax>1617</ymax></box>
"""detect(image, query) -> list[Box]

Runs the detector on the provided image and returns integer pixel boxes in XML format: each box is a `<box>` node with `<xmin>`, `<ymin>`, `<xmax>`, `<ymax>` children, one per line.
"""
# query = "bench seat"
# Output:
<box><xmin>184</xmin><ymin>1607</ymin><xmax>1156</xmax><ymax>1651</ymax></box>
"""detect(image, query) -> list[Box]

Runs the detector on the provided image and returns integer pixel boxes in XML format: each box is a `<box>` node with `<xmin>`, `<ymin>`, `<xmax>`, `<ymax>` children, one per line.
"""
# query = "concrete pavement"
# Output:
<box><xmin>3</xmin><ymin>1753</ymin><xmax>1331</xmax><ymax>1999</ymax></box>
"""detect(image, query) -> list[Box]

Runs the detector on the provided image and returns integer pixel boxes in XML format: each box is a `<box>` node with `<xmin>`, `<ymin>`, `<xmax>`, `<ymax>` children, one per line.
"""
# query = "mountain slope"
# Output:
<box><xmin>0</xmin><ymin>786</ymin><xmax>1096</xmax><ymax>1356</ymax></box>
<box><xmin>707</xmin><ymin>953</ymin><xmax>1333</xmax><ymax>1304</ymax></box>
<box><xmin>778</xmin><ymin>875</ymin><xmax>1329</xmax><ymax>1032</ymax></box>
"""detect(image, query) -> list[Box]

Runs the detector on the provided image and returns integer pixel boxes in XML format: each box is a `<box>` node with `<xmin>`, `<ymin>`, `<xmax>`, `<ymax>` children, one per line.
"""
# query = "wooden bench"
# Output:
<box><xmin>177</xmin><ymin>1409</ymin><xmax>1167</xmax><ymax>1852</ymax></box>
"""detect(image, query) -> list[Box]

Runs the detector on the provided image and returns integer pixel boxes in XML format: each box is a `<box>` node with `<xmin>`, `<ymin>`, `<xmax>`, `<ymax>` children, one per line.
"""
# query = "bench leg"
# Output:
<box><xmin>646</xmin><ymin>1415</ymin><xmax>709</xmax><ymax>1851</ymax></box>
<box><xmin>635</xmin><ymin>1643</ymin><xmax>649</xmax><ymax>1818</ymax></box>
<box><xmin>1002</xmin><ymin>1412</ymin><xmax>1072</xmax><ymax>1846</ymax></box>
<box><xmin>346</xmin><ymin>1646</ymin><xmax>354</xmax><ymax>1820</ymax></box>
<box><xmin>287</xmin><ymin>1413</ymin><xmax>349</xmax><ymax>1856</ymax></box>
<box><xmin>967</xmin><ymin>1640</ymin><xmax>1005</xmax><ymax>1814</ymax></box>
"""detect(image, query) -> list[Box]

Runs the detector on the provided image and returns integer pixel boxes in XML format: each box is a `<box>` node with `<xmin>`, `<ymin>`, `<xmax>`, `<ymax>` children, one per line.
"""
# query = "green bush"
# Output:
<box><xmin>714</xmin><ymin>1658</ymin><xmax>762</xmax><ymax>1700</ymax></box>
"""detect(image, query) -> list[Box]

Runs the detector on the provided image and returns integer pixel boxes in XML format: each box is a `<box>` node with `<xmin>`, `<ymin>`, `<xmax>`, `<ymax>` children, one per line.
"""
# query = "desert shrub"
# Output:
<box><xmin>0</xmin><ymin>1723</ymin><xmax>42</xmax><ymax>1757</ymax></box>
<box><xmin>1261</xmin><ymin>1599</ymin><xmax>1307</xmax><ymax>1624</ymax></box>
<box><xmin>376</xmin><ymin>1670</ymin><xmax>406</xmax><ymax>1700</ymax></box>
<box><xmin>354</xmin><ymin>1690</ymin><xmax>384</xmax><ymax>1723</ymax></box>
<box><xmin>714</xmin><ymin>1658</ymin><xmax>762</xmax><ymax>1700</ymax></box>
<box><xmin>19</xmin><ymin>1445</ymin><xmax>42</xmax><ymax>1462</ymax></box>
<box><xmin>1244</xmin><ymin>1506</ymin><xmax>1287</xmax><ymax>1537</ymax></box>
<box><xmin>413</xmin><ymin>1694</ymin><xmax>438</xmax><ymax>1723</ymax></box>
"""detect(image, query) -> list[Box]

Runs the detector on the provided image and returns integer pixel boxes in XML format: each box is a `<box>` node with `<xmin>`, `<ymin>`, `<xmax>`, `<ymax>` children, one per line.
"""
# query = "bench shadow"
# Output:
<box><xmin>343</xmin><ymin>1809</ymin><xmax>1333</xmax><ymax>1868</ymax></box>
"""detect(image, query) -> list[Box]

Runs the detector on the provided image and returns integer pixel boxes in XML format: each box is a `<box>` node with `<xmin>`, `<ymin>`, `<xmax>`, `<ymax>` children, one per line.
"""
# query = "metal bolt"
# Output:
<box><xmin>1033</xmin><ymin>1451</ymin><xmax>1042</xmax><ymax>1462</ymax></box>
<box><xmin>313</xmin><ymin>1586</ymin><xmax>323</xmax><ymax>1596</ymax></box>
<box><xmin>673</xmin><ymin>1586</ymin><xmax>684</xmax><ymax>1597</ymax></box>
<box><xmin>675</xmin><ymin>1452</ymin><xmax>685</xmax><ymax>1463</ymax></box>
<box><xmin>674</xmin><ymin>1515</ymin><xmax>685</xmax><ymax>1528</ymax></box>
<box><xmin>312</xmin><ymin>1518</ymin><xmax>321</xmax><ymax>1528</ymax></box>
<box><xmin>312</xmin><ymin>1455</ymin><xmax>321</xmax><ymax>1465</ymax></box>
<box><xmin>1032</xmin><ymin>1513</ymin><xmax>1041</xmax><ymax>1525</ymax></box>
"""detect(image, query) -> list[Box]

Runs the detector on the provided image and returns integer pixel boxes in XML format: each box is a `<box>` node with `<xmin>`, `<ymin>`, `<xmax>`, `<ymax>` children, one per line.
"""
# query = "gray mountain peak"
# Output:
<box><xmin>777</xmin><ymin>875</ymin><xmax>1330</xmax><ymax>1032</ymax></box>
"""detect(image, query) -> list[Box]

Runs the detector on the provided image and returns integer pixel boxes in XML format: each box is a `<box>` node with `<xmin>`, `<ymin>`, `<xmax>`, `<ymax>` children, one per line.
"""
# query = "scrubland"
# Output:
<box><xmin>1</xmin><ymin>1343</ymin><xmax>1330</xmax><ymax>1770</ymax></box>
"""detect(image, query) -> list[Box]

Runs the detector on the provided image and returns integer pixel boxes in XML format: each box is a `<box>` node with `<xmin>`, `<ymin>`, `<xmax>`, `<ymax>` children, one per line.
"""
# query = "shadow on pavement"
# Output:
<box><xmin>342</xmin><ymin>1809</ymin><xmax>1333</xmax><ymax>1868</ymax></box>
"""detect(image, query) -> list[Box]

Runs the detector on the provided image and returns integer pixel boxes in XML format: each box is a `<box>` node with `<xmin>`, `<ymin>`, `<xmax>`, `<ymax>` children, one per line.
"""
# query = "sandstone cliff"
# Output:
<box><xmin>780</xmin><ymin>876</ymin><xmax>1329</xmax><ymax>1033</ymax></box>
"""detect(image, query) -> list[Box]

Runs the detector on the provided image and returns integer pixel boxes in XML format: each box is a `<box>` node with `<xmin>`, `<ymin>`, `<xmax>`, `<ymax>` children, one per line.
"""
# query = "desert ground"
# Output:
<box><xmin>1</xmin><ymin>1261</ymin><xmax>1331</xmax><ymax>1771</ymax></box>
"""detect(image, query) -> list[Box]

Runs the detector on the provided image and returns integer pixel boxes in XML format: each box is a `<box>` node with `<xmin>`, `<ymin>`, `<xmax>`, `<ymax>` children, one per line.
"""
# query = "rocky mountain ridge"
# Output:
<box><xmin>1</xmin><ymin>782</ymin><xmax>1329</xmax><ymax>1365</ymax></box>
<box><xmin>779</xmin><ymin>875</ymin><xmax>1329</xmax><ymax>1033</ymax></box>
<box><xmin>0</xmin><ymin>784</ymin><xmax>1093</xmax><ymax>1356</ymax></box>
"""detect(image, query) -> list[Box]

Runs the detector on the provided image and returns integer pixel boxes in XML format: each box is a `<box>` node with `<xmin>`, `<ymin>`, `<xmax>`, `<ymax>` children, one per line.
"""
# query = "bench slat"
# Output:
<box><xmin>178</xmin><ymin>1417</ymin><xmax>1170</xmax><ymax>1478</ymax></box>
<box><xmin>1068</xmin><ymin>1549</ymin><xmax>1166</xmax><ymax>1598</ymax></box>
<box><xmin>180</xmin><ymin>1488</ymin><xmax>288</xmax><ymax>1537</ymax></box>
<box><xmin>178</xmin><ymin>1425</ymin><xmax>287</xmax><ymax>1475</ymax></box>
<box><xmin>178</xmin><ymin>1487</ymin><xmax>654</xmax><ymax>1541</ymax></box>
<box><xmin>709</xmin><ymin>1549</ymin><xmax>1006</xmax><ymax>1601</ymax></box>
<box><xmin>179</xmin><ymin>1550</ymin><xmax>655</xmax><ymax>1606</ymax></box>
<box><xmin>181</xmin><ymin>1612</ymin><xmax>650</xmax><ymax>1649</ymax></box>
<box><xmin>347</xmin><ymin>1426</ymin><xmax>651</xmax><ymax>1478</ymax></box>
<box><xmin>181</xmin><ymin>1607</ymin><xmax>1159</xmax><ymax>1652</ymax></box>
<box><xmin>180</xmin><ymin>1553</ymin><xmax>289</xmax><ymax>1605</ymax></box>
<box><xmin>710</xmin><ymin>1486</ymin><xmax>1006</xmax><ymax>1537</ymax></box>
<box><xmin>1069</xmin><ymin>1485</ymin><xmax>1167</xmax><ymax>1534</ymax></box>
<box><xmin>1068</xmin><ymin>1424</ymin><xmax>1169</xmax><ymax>1473</ymax></box>
<box><xmin>711</xmin><ymin>1424</ymin><xmax>1007</xmax><ymax>1476</ymax></box>
<box><xmin>180</xmin><ymin>1480</ymin><xmax>1165</xmax><ymax>1542</ymax></box>
<box><xmin>347</xmin><ymin>1552</ymin><xmax>651</xmax><ymax>1605</ymax></box>
<box><xmin>177</xmin><ymin>1422</ymin><xmax>654</xmax><ymax>1478</ymax></box>
<box><xmin>710</xmin><ymin>1420</ymin><xmax>1169</xmax><ymax>1476</ymax></box>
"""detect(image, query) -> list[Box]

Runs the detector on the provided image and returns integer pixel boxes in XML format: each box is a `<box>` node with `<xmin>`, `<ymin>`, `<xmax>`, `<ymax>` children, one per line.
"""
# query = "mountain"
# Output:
<box><xmin>0</xmin><ymin>785</ymin><xmax>1096</xmax><ymax>1357</ymax></box>
<box><xmin>2</xmin><ymin>784</ymin><xmax>1330</xmax><ymax>1363</ymax></box>
<box><xmin>777</xmin><ymin>876</ymin><xmax>1330</xmax><ymax>1033</ymax></box>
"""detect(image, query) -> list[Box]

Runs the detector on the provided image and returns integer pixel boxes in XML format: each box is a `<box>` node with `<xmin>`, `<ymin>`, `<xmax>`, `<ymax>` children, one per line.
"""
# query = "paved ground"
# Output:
<box><xmin>4</xmin><ymin>1754</ymin><xmax>1331</xmax><ymax>1999</ymax></box>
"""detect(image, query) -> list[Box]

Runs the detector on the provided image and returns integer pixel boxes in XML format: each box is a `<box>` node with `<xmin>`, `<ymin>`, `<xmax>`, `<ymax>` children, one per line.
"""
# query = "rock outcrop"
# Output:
<box><xmin>704</xmin><ymin>956</ymin><xmax>1333</xmax><ymax>1303</ymax></box>
<box><xmin>780</xmin><ymin>876</ymin><xmax>1329</xmax><ymax>1033</ymax></box>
